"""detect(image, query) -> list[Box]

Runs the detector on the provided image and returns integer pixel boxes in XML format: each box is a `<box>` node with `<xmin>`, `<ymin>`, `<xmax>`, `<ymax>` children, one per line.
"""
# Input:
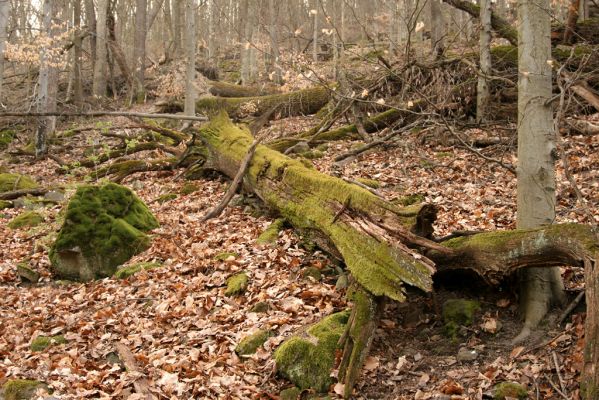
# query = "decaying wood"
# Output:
<box><xmin>0</xmin><ymin>111</ymin><xmax>208</xmax><ymax>121</ymax></box>
<box><xmin>571</xmin><ymin>82</ymin><xmax>599</xmax><ymax>112</ymax></box>
<box><xmin>567</xmin><ymin>118</ymin><xmax>599</xmax><ymax>135</ymax></box>
<box><xmin>115</xmin><ymin>342</ymin><xmax>156</xmax><ymax>400</ymax></box>
<box><xmin>0</xmin><ymin>187</ymin><xmax>52</xmax><ymax>200</ymax></box>
<box><xmin>208</xmin><ymin>80</ymin><xmax>280</xmax><ymax>97</ymax></box>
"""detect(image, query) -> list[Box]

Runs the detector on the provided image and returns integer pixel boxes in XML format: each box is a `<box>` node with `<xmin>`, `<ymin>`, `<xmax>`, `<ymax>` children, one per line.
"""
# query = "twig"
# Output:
<box><xmin>518</xmin><ymin>326</ymin><xmax>576</xmax><ymax>357</ymax></box>
<box><xmin>201</xmin><ymin>136</ymin><xmax>264</xmax><ymax>221</ymax></box>
<box><xmin>0</xmin><ymin>111</ymin><xmax>208</xmax><ymax>122</ymax></box>
<box><xmin>552</xmin><ymin>351</ymin><xmax>568</xmax><ymax>397</ymax></box>
<box><xmin>547</xmin><ymin>376</ymin><xmax>570</xmax><ymax>400</ymax></box>
<box><xmin>114</xmin><ymin>342</ymin><xmax>156</xmax><ymax>400</ymax></box>
<box><xmin>557</xmin><ymin>290</ymin><xmax>585</xmax><ymax>326</ymax></box>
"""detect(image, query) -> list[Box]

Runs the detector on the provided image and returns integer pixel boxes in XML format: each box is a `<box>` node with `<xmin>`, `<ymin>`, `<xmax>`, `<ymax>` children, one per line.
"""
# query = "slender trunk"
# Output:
<box><xmin>132</xmin><ymin>0</ymin><xmax>147</xmax><ymax>103</ymax></box>
<box><xmin>172</xmin><ymin>0</ymin><xmax>182</xmax><ymax>53</ymax></box>
<box><xmin>36</xmin><ymin>0</ymin><xmax>53</xmax><ymax>157</ymax></box>
<box><xmin>477</xmin><ymin>0</ymin><xmax>491</xmax><ymax>121</ymax></box>
<box><xmin>312</xmin><ymin>9</ymin><xmax>318</xmax><ymax>62</ymax></box>
<box><xmin>92</xmin><ymin>0</ymin><xmax>109</xmax><ymax>97</ymax></box>
<box><xmin>268</xmin><ymin>0</ymin><xmax>281</xmax><ymax>84</ymax></box>
<box><xmin>72</xmin><ymin>0</ymin><xmax>83</xmax><ymax>104</ymax></box>
<box><xmin>207</xmin><ymin>0</ymin><xmax>215</xmax><ymax>60</ymax></box>
<box><xmin>429</xmin><ymin>0</ymin><xmax>445</xmax><ymax>57</ymax></box>
<box><xmin>240</xmin><ymin>0</ymin><xmax>251</xmax><ymax>84</ymax></box>
<box><xmin>0</xmin><ymin>0</ymin><xmax>10</xmax><ymax>104</ymax></box>
<box><xmin>515</xmin><ymin>0</ymin><xmax>565</xmax><ymax>343</ymax></box>
<box><xmin>184</xmin><ymin>0</ymin><xmax>196</xmax><ymax>116</ymax></box>
<box><xmin>84</xmin><ymin>0</ymin><xmax>96</xmax><ymax>74</ymax></box>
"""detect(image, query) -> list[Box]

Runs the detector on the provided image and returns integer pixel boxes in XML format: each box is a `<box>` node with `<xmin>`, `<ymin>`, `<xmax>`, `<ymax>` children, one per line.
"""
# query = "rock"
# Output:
<box><xmin>2</xmin><ymin>379</ymin><xmax>49</xmax><ymax>400</ymax></box>
<box><xmin>443</xmin><ymin>299</ymin><xmax>480</xmax><ymax>338</ymax></box>
<box><xmin>0</xmin><ymin>173</ymin><xmax>38</xmax><ymax>193</ymax></box>
<box><xmin>301</xmin><ymin>267</ymin><xmax>322</xmax><ymax>281</ymax></box>
<box><xmin>256</xmin><ymin>218</ymin><xmax>285</xmax><ymax>244</ymax></box>
<box><xmin>287</xmin><ymin>141</ymin><xmax>310</xmax><ymax>154</ymax></box>
<box><xmin>235</xmin><ymin>329</ymin><xmax>272</xmax><ymax>356</ymax></box>
<box><xmin>457</xmin><ymin>347</ymin><xmax>478</xmax><ymax>362</ymax></box>
<box><xmin>493</xmin><ymin>382</ymin><xmax>528</xmax><ymax>399</ymax></box>
<box><xmin>156</xmin><ymin>193</ymin><xmax>177</xmax><ymax>203</ymax></box>
<box><xmin>274</xmin><ymin>311</ymin><xmax>350</xmax><ymax>392</ymax></box>
<box><xmin>114</xmin><ymin>261</ymin><xmax>162</xmax><ymax>279</ymax></box>
<box><xmin>180</xmin><ymin>182</ymin><xmax>200</xmax><ymax>195</ymax></box>
<box><xmin>8</xmin><ymin>211</ymin><xmax>44</xmax><ymax>229</ymax></box>
<box><xmin>30</xmin><ymin>335</ymin><xmax>67</xmax><ymax>352</ymax></box>
<box><xmin>43</xmin><ymin>190</ymin><xmax>65</xmax><ymax>204</ymax></box>
<box><xmin>225</xmin><ymin>272</ymin><xmax>249</xmax><ymax>296</ymax></box>
<box><xmin>335</xmin><ymin>274</ymin><xmax>349</xmax><ymax>290</ymax></box>
<box><xmin>249</xmin><ymin>301</ymin><xmax>270</xmax><ymax>313</ymax></box>
<box><xmin>49</xmin><ymin>183</ymin><xmax>159</xmax><ymax>281</ymax></box>
<box><xmin>16</xmin><ymin>263</ymin><xmax>40</xmax><ymax>283</ymax></box>
<box><xmin>280</xmin><ymin>387</ymin><xmax>302</xmax><ymax>400</ymax></box>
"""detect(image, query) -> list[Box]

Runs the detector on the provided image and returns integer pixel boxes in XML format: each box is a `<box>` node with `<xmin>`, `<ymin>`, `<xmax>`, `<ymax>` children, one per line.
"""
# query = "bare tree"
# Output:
<box><xmin>92</xmin><ymin>0</ymin><xmax>109</xmax><ymax>97</ymax></box>
<box><xmin>184</xmin><ymin>0</ymin><xmax>196</xmax><ymax>116</ymax></box>
<box><xmin>35</xmin><ymin>0</ymin><xmax>54</xmax><ymax>157</ymax></box>
<box><xmin>476</xmin><ymin>0</ymin><xmax>491</xmax><ymax>121</ymax></box>
<box><xmin>132</xmin><ymin>0</ymin><xmax>147</xmax><ymax>103</ymax></box>
<box><xmin>0</xmin><ymin>0</ymin><xmax>9</xmax><ymax>105</ymax></box>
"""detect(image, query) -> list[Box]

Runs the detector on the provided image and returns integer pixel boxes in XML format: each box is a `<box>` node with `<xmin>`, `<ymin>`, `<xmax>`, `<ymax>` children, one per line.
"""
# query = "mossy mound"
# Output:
<box><xmin>225</xmin><ymin>272</ymin><xmax>249</xmax><ymax>296</ymax></box>
<box><xmin>180</xmin><ymin>183</ymin><xmax>200</xmax><ymax>195</ymax></box>
<box><xmin>30</xmin><ymin>335</ymin><xmax>67</xmax><ymax>352</ymax></box>
<box><xmin>235</xmin><ymin>329</ymin><xmax>272</xmax><ymax>356</ymax></box>
<box><xmin>156</xmin><ymin>193</ymin><xmax>177</xmax><ymax>203</ymax></box>
<box><xmin>280</xmin><ymin>387</ymin><xmax>302</xmax><ymax>400</ymax></box>
<box><xmin>393</xmin><ymin>193</ymin><xmax>425</xmax><ymax>207</ymax></box>
<box><xmin>0</xmin><ymin>129</ymin><xmax>16</xmax><ymax>149</ymax></box>
<box><xmin>493</xmin><ymin>382</ymin><xmax>528</xmax><ymax>399</ymax></box>
<box><xmin>0</xmin><ymin>173</ymin><xmax>38</xmax><ymax>193</ymax></box>
<box><xmin>114</xmin><ymin>261</ymin><xmax>162</xmax><ymax>279</ymax></box>
<box><xmin>49</xmin><ymin>183</ymin><xmax>159</xmax><ymax>281</ymax></box>
<box><xmin>356</xmin><ymin>177</ymin><xmax>381</xmax><ymax>189</ymax></box>
<box><xmin>299</xmin><ymin>150</ymin><xmax>325</xmax><ymax>160</ymax></box>
<box><xmin>443</xmin><ymin>299</ymin><xmax>480</xmax><ymax>338</ymax></box>
<box><xmin>214</xmin><ymin>251</ymin><xmax>238</xmax><ymax>261</ymax></box>
<box><xmin>250</xmin><ymin>301</ymin><xmax>270</xmax><ymax>313</ymax></box>
<box><xmin>2</xmin><ymin>379</ymin><xmax>49</xmax><ymax>400</ymax></box>
<box><xmin>8</xmin><ymin>211</ymin><xmax>44</xmax><ymax>229</ymax></box>
<box><xmin>274</xmin><ymin>311</ymin><xmax>350</xmax><ymax>392</ymax></box>
<box><xmin>256</xmin><ymin>218</ymin><xmax>285</xmax><ymax>244</ymax></box>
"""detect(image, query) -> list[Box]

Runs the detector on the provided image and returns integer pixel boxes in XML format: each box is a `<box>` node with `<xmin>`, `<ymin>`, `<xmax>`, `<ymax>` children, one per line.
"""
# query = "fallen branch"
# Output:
<box><xmin>115</xmin><ymin>342</ymin><xmax>156</xmax><ymax>400</ymax></box>
<box><xmin>0</xmin><ymin>111</ymin><xmax>208</xmax><ymax>121</ymax></box>
<box><xmin>0</xmin><ymin>187</ymin><xmax>52</xmax><ymax>200</ymax></box>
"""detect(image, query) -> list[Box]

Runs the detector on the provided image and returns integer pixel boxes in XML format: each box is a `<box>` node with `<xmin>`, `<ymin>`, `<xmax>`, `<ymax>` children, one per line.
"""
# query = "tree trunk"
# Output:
<box><xmin>0</xmin><ymin>0</ymin><xmax>9</xmax><ymax>104</ymax></box>
<box><xmin>429</xmin><ymin>0</ymin><xmax>445</xmax><ymax>57</ymax></box>
<box><xmin>71</xmin><ymin>0</ymin><xmax>83</xmax><ymax>105</ymax></box>
<box><xmin>312</xmin><ymin>8</ymin><xmax>318</xmax><ymax>62</ymax></box>
<box><xmin>84</xmin><ymin>0</ymin><xmax>96</xmax><ymax>74</ymax></box>
<box><xmin>35</xmin><ymin>0</ymin><xmax>53</xmax><ymax>157</ymax></box>
<box><xmin>208</xmin><ymin>81</ymin><xmax>280</xmax><ymax>98</ymax></box>
<box><xmin>172</xmin><ymin>0</ymin><xmax>182</xmax><ymax>53</ymax></box>
<box><xmin>477</xmin><ymin>0</ymin><xmax>492</xmax><ymax>122</ymax></box>
<box><xmin>132</xmin><ymin>0</ymin><xmax>147</xmax><ymax>103</ymax></box>
<box><xmin>583</xmin><ymin>253</ymin><xmax>599</xmax><ymax>400</ymax></box>
<box><xmin>93</xmin><ymin>0</ymin><xmax>109</xmax><ymax>97</ymax></box>
<box><xmin>268</xmin><ymin>0</ymin><xmax>282</xmax><ymax>84</ymax></box>
<box><xmin>515</xmin><ymin>0</ymin><xmax>565</xmax><ymax>343</ymax></box>
<box><xmin>184</xmin><ymin>0</ymin><xmax>196</xmax><ymax>116</ymax></box>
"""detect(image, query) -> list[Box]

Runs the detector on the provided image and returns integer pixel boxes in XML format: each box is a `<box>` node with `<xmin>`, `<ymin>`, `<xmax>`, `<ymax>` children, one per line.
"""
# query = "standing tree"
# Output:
<box><xmin>35</xmin><ymin>0</ymin><xmax>53</xmax><ymax>157</ymax></box>
<box><xmin>477</xmin><ymin>0</ymin><xmax>491</xmax><ymax>121</ymax></box>
<box><xmin>184</xmin><ymin>0</ymin><xmax>196</xmax><ymax>116</ymax></box>
<box><xmin>93</xmin><ymin>0</ymin><xmax>109</xmax><ymax>97</ymax></box>
<box><xmin>0</xmin><ymin>0</ymin><xmax>9</xmax><ymax>104</ymax></box>
<box><xmin>515</xmin><ymin>0</ymin><xmax>565</xmax><ymax>343</ymax></box>
<box><xmin>132</xmin><ymin>0</ymin><xmax>147</xmax><ymax>103</ymax></box>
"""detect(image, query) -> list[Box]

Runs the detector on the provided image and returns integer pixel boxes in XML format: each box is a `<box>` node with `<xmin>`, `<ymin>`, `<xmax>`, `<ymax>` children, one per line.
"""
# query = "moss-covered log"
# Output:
<box><xmin>91</xmin><ymin>158</ymin><xmax>177</xmax><ymax>182</ymax></box>
<box><xmin>78</xmin><ymin>142</ymin><xmax>180</xmax><ymax>168</ymax></box>
<box><xmin>195</xmin><ymin>86</ymin><xmax>331</xmax><ymax>120</ymax></box>
<box><xmin>199</xmin><ymin>112</ymin><xmax>442</xmax><ymax>301</ymax></box>
<box><xmin>208</xmin><ymin>80</ymin><xmax>280</xmax><ymax>97</ymax></box>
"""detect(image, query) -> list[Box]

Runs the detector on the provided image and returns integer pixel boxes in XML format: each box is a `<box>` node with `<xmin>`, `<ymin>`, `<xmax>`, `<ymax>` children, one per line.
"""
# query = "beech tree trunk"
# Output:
<box><xmin>477</xmin><ymin>0</ymin><xmax>492</xmax><ymax>122</ymax></box>
<box><xmin>35</xmin><ymin>0</ymin><xmax>53</xmax><ymax>157</ymax></box>
<box><xmin>92</xmin><ymin>0</ymin><xmax>109</xmax><ymax>97</ymax></box>
<box><xmin>184</xmin><ymin>0</ymin><xmax>196</xmax><ymax>116</ymax></box>
<box><xmin>132</xmin><ymin>0</ymin><xmax>147</xmax><ymax>103</ymax></box>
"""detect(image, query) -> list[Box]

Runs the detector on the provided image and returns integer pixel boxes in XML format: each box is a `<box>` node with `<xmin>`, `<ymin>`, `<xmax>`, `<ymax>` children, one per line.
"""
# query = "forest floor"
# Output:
<box><xmin>0</xmin><ymin>109</ymin><xmax>598</xmax><ymax>399</ymax></box>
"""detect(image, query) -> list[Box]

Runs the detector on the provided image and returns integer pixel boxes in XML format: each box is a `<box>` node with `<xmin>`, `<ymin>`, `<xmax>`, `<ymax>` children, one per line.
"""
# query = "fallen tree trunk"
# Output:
<box><xmin>208</xmin><ymin>80</ymin><xmax>280</xmax><ymax>97</ymax></box>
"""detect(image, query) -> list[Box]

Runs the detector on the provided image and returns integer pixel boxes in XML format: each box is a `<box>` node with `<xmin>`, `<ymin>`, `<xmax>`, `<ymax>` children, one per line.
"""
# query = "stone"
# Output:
<box><xmin>457</xmin><ymin>347</ymin><xmax>478</xmax><ymax>362</ymax></box>
<box><xmin>2</xmin><ymin>379</ymin><xmax>49</xmax><ymax>400</ymax></box>
<box><xmin>235</xmin><ymin>329</ymin><xmax>272</xmax><ymax>356</ymax></box>
<box><xmin>225</xmin><ymin>272</ymin><xmax>249</xmax><ymax>296</ymax></box>
<box><xmin>493</xmin><ymin>382</ymin><xmax>528</xmax><ymax>399</ymax></box>
<box><xmin>49</xmin><ymin>183</ymin><xmax>159</xmax><ymax>281</ymax></box>
<box><xmin>16</xmin><ymin>263</ymin><xmax>40</xmax><ymax>283</ymax></box>
<box><xmin>8</xmin><ymin>211</ymin><xmax>44</xmax><ymax>229</ymax></box>
<box><xmin>43</xmin><ymin>190</ymin><xmax>65</xmax><ymax>204</ymax></box>
<box><xmin>0</xmin><ymin>173</ymin><xmax>38</xmax><ymax>193</ymax></box>
<box><xmin>114</xmin><ymin>261</ymin><xmax>162</xmax><ymax>279</ymax></box>
<box><xmin>249</xmin><ymin>301</ymin><xmax>270</xmax><ymax>313</ymax></box>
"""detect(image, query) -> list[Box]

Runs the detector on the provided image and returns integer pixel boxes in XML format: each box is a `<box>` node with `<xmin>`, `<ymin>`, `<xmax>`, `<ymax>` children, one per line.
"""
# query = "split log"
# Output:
<box><xmin>208</xmin><ymin>80</ymin><xmax>280</xmax><ymax>97</ymax></box>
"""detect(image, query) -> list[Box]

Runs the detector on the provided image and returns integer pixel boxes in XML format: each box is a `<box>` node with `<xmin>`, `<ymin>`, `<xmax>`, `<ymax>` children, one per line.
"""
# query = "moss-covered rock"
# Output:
<box><xmin>30</xmin><ymin>335</ymin><xmax>67</xmax><ymax>352</ymax></box>
<box><xmin>0</xmin><ymin>173</ymin><xmax>38</xmax><ymax>193</ymax></box>
<box><xmin>8</xmin><ymin>211</ymin><xmax>44</xmax><ymax>229</ymax></box>
<box><xmin>301</xmin><ymin>267</ymin><xmax>322</xmax><ymax>281</ymax></box>
<box><xmin>225</xmin><ymin>272</ymin><xmax>249</xmax><ymax>296</ymax></box>
<box><xmin>356</xmin><ymin>177</ymin><xmax>381</xmax><ymax>189</ymax></box>
<box><xmin>3</xmin><ymin>379</ymin><xmax>49</xmax><ymax>400</ymax></box>
<box><xmin>274</xmin><ymin>311</ymin><xmax>350</xmax><ymax>392</ymax></box>
<box><xmin>443</xmin><ymin>299</ymin><xmax>480</xmax><ymax>338</ymax></box>
<box><xmin>49</xmin><ymin>183</ymin><xmax>159</xmax><ymax>281</ymax></box>
<box><xmin>214</xmin><ymin>251</ymin><xmax>239</xmax><ymax>261</ymax></box>
<box><xmin>156</xmin><ymin>193</ymin><xmax>177</xmax><ymax>203</ymax></box>
<box><xmin>280</xmin><ymin>387</ymin><xmax>302</xmax><ymax>400</ymax></box>
<box><xmin>180</xmin><ymin>182</ymin><xmax>200</xmax><ymax>195</ymax></box>
<box><xmin>493</xmin><ymin>382</ymin><xmax>528</xmax><ymax>399</ymax></box>
<box><xmin>256</xmin><ymin>218</ymin><xmax>285</xmax><ymax>244</ymax></box>
<box><xmin>114</xmin><ymin>261</ymin><xmax>162</xmax><ymax>279</ymax></box>
<box><xmin>16</xmin><ymin>263</ymin><xmax>40</xmax><ymax>283</ymax></box>
<box><xmin>0</xmin><ymin>129</ymin><xmax>16</xmax><ymax>149</ymax></box>
<box><xmin>250</xmin><ymin>301</ymin><xmax>270</xmax><ymax>313</ymax></box>
<box><xmin>393</xmin><ymin>193</ymin><xmax>425</xmax><ymax>207</ymax></box>
<box><xmin>235</xmin><ymin>329</ymin><xmax>272</xmax><ymax>356</ymax></box>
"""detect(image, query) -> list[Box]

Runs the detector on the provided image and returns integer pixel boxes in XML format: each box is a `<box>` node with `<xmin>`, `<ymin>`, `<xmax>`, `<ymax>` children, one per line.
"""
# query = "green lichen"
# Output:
<box><xmin>235</xmin><ymin>329</ymin><xmax>272</xmax><ymax>356</ymax></box>
<box><xmin>493</xmin><ymin>382</ymin><xmax>528</xmax><ymax>400</ymax></box>
<box><xmin>114</xmin><ymin>261</ymin><xmax>162</xmax><ymax>279</ymax></box>
<box><xmin>2</xmin><ymin>379</ymin><xmax>49</xmax><ymax>400</ymax></box>
<box><xmin>0</xmin><ymin>173</ymin><xmax>38</xmax><ymax>193</ymax></box>
<box><xmin>214</xmin><ymin>251</ymin><xmax>239</xmax><ymax>261</ymax></box>
<box><xmin>49</xmin><ymin>183</ymin><xmax>159</xmax><ymax>281</ymax></box>
<box><xmin>8</xmin><ymin>211</ymin><xmax>44</xmax><ymax>229</ymax></box>
<box><xmin>443</xmin><ymin>299</ymin><xmax>480</xmax><ymax>326</ymax></box>
<box><xmin>30</xmin><ymin>335</ymin><xmax>67</xmax><ymax>352</ymax></box>
<box><xmin>256</xmin><ymin>218</ymin><xmax>286</xmax><ymax>244</ymax></box>
<box><xmin>225</xmin><ymin>272</ymin><xmax>249</xmax><ymax>296</ymax></box>
<box><xmin>0</xmin><ymin>129</ymin><xmax>16</xmax><ymax>149</ymax></box>
<box><xmin>199</xmin><ymin>113</ymin><xmax>434</xmax><ymax>301</ymax></box>
<box><xmin>180</xmin><ymin>182</ymin><xmax>200</xmax><ymax>195</ymax></box>
<box><xmin>356</xmin><ymin>177</ymin><xmax>381</xmax><ymax>189</ymax></box>
<box><xmin>156</xmin><ymin>193</ymin><xmax>177</xmax><ymax>203</ymax></box>
<box><xmin>274</xmin><ymin>311</ymin><xmax>350</xmax><ymax>392</ymax></box>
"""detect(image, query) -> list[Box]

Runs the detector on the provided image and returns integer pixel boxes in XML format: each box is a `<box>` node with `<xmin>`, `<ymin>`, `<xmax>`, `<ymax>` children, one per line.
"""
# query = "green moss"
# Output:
<box><xmin>493</xmin><ymin>382</ymin><xmax>528</xmax><ymax>399</ymax></box>
<box><xmin>301</xmin><ymin>267</ymin><xmax>322</xmax><ymax>281</ymax></box>
<box><xmin>0</xmin><ymin>200</ymin><xmax>12</xmax><ymax>209</ymax></box>
<box><xmin>8</xmin><ymin>211</ymin><xmax>44</xmax><ymax>229</ymax></box>
<box><xmin>180</xmin><ymin>182</ymin><xmax>200</xmax><ymax>195</ymax></box>
<box><xmin>16</xmin><ymin>263</ymin><xmax>40</xmax><ymax>283</ymax></box>
<box><xmin>30</xmin><ymin>335</ymin><xmax>67</xmax><ymax>352</ymax></box>
<box><xmin>225</xmin><ymin>272</ymin><xmax>249</xmax><ymax>296</ymax></box>
<box><xmin>214</xmin><ymin>251</ymin><xmax>239</xmax><ymax>261</ymax></box>
<box><xmin>393</xmin><ymin>194</ymin><xmax>425</xmax><ymax>207</ymax></box>
<box><xmin>49</xmin><ymin>183</ymin><xmax>159</xmax><ymax>281</ymax></box>
<box><xmin>300</xmin><ymin>150</ymin><xmax>324</xmax><ymax>160</ymax></box>
<box><xmin>356</xmin><ymin>177</ymin><xmax>381</xmax><ymax>189</ymax></box>
<box><xmin>280</xmin><ymin>387</ymin><xmax>302</xmax><ymax>400</ymax></box>
<box><xmin>0</xmin><ymin>129</ymin><xmax>16</xmax><ymax>149</ymax></box>
<box><xmin>274</xmin><ymin>311</ymin><xmax>350</xmax><ymax>392</ymax></box>
<box><xmin>156</xmin><ymin>193</ymin><xmax>177</xmax><ymax>203</ymax></box>
<box><xmin>235</xmin><ymin>329</ymin><xmax>272</xmax><ymax>356</ymax></box>
<box><xmin>250</xmin><ymin>301</ymin><xmax>270</xmax><ymax>313</ymax></box>
<box><xmin>3</xmin><ymin>379</ymin><xmax>49</xmax><ymax>400</ymax></box>
<box><xmin>491</xmin><ymin>45</ymin><xmax>518</xmax><ymax>66</ymax></box>
<box><xmin>256</xmin><ymin>218</ymin><xmax>286</xmax><ymax>244</ymax></box>
<box><xmin>114</xmin><ymin>261</ymin><xmax>162</xmax><ymax>279</ymax></box>
<box><xmin>435</xmin><ymin>152</ymin><xmax>452</xmax><ymax>159</ymax></box>
<box><xmin>0</xmin><ymin>173</ymin><xmax>38</xmax><ymax>193</ymax></box>
<box><xmin>443</xmin><ymin>299</ymin><xmax>480</xmax><ymax>326</ymax></box>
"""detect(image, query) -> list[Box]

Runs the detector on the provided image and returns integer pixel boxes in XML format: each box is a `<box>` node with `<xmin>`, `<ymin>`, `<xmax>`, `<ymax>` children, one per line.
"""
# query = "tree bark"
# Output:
<box><xmin>93</xmin><ymin>0</ymin><xmax>109</xmax><ymax>97</ymax></box>
<box><xmin>184</xmin><ymin>0</ymin><xmax>196</xmax><ymax>116</ymax></box>
<box><xmin>35</xmin><ymin>0</ymin><xmax>53</xmax><ymax>157</ymax></box>
<box><xmin>477</xmin><ymin>0</ymin><xmax>492</xmax><ymax>122</ymax></box>
<box><xmin>132</xmin><ymin>0</ymin><xmax>147</xmax><ymax>103</ymax></box>
<box><xmin>0</xmin><ymin>0</ymin><xmax>10</xmax><ymax>104</ymax></box>
<box><xmin>208</xmin><ymin>81</ymin><xmax>280</xmax><ymax>98</ymax></box>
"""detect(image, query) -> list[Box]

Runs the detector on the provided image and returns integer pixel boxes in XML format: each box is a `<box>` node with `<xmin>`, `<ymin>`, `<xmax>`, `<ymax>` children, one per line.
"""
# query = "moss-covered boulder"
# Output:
<box><xmin>2</xmin><ymin>379</ymin><xmax>49</xmax><ymax>400</ymax></box>
<box><xmin>256</xmin><ymin>218</ymin><xmax>285</xmax><ymax>244</ymax></box>
<box><xmin>225</xmin><ymin>272</ymin><xmax>249</xmax><ymax>296</ymax></box>
<box><xmin>493</xmin><ymin>382</ymin><xmax>528</xmax><ymax>399</ymax></box>
<box><xmin>114</xmin><ymin>261</ymin><xmax>162</xmax><ymax>279</ymax></box>
<box><xmin>443</xmin><ymin>299</ymin><xmax>481</xmax><ymax>338</ymax></box>
<box><xmin>8</xmin><ymin>211</ymin><xmax>44</xmax><ymax>229</ymax></box>
<box><xmin>235</xmin><ymin>329</ymin><xmax>272</xmax><ymax>356</ymax></box>
<box><xmin>274</xmin><ymin>311</ymin><xmax>350</xmax><ymax>392</ymax></box>
<box><xmin>30</xmin><ymin>335</ymin><xmax>67</xmax><ymax>352</ymax></box>
<box><xmin>280</xmin><ymin>387</ymin><xmax>302</xmax><ymax>400</ymax></box>
<box><xmin>0</xmin><ymin>173</ymin><xmax>38</xmax><ymax>193</ymax></box>
<box><xmin>156</xmin><ymin>193</ymin><xmax>177</xmax><ymax>203</ymax></box>
<box><xmin>49</xmin><ymin>183</ymin><xmax>159</xmax><ymax>281</ymax></box>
